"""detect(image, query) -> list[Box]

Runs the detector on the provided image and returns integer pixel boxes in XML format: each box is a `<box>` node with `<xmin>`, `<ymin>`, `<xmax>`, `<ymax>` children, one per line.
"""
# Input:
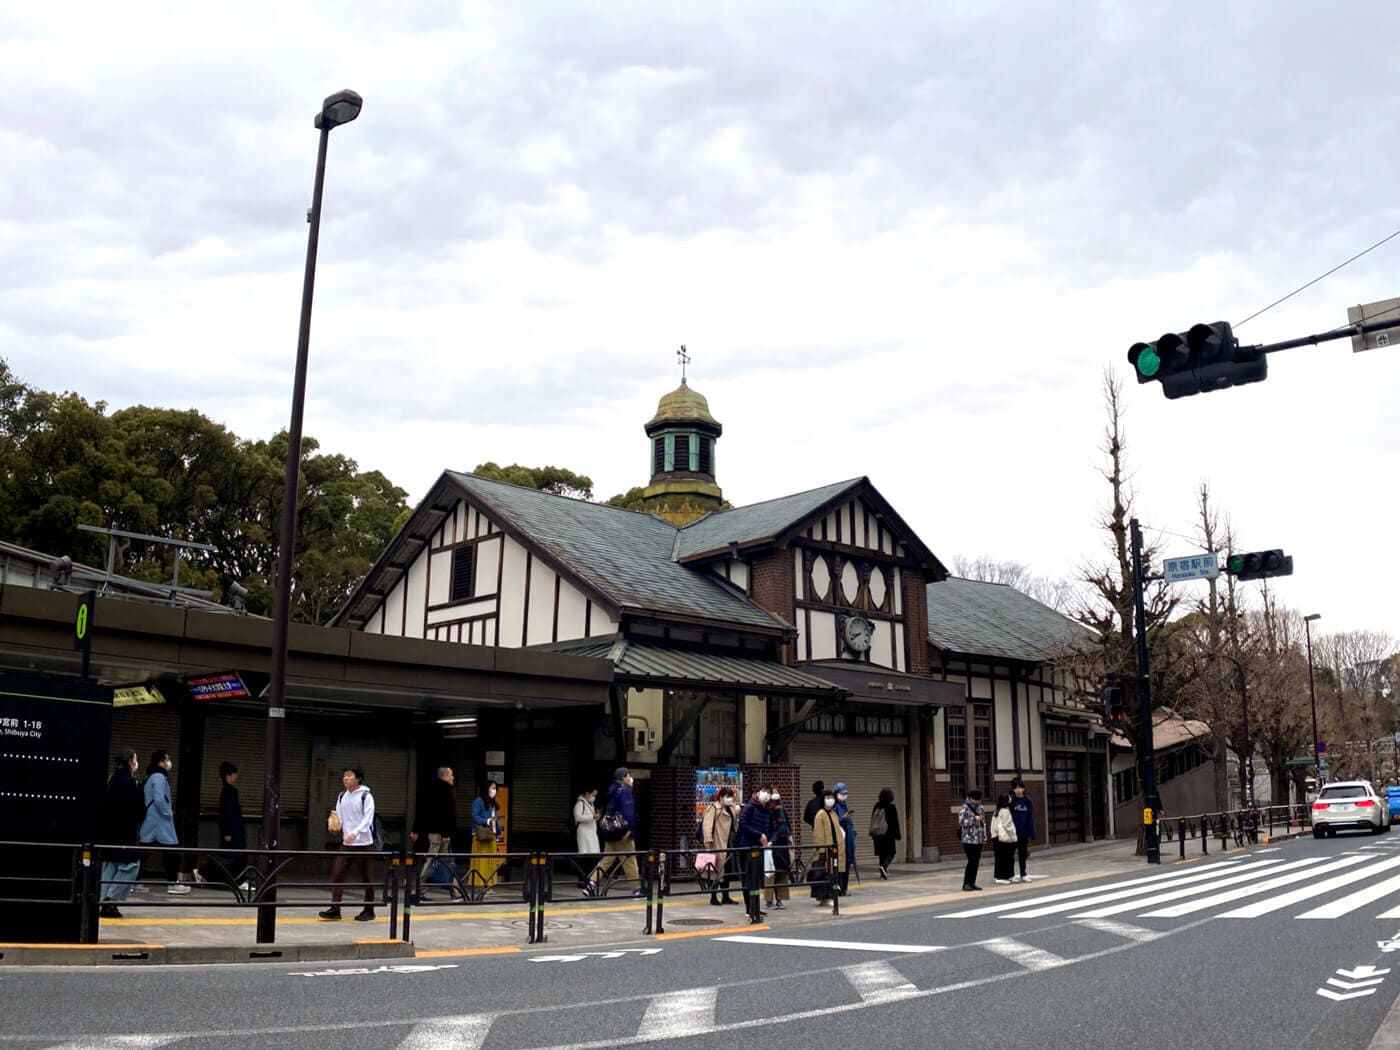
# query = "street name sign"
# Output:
<box><xmin>1349</xmin><ymin>297</ymin><xmax>1400</xmax><ymax>353</ymax></box>
<box><xmin>1162</xmin><ymin>554</ymin><xmax>1219</xmax><ymax>583</ymax></box>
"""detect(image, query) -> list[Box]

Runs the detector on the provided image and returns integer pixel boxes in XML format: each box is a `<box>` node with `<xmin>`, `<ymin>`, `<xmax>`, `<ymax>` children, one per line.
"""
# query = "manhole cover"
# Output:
<box><xmin>665</xmin><ymin>918</ymin><xmax>724</xmax><ymax>927</ymax></box>
<box><xmin>507</xmin><ymin>918</ymin><xmax>573</xmax><ymax>930</ymax></box>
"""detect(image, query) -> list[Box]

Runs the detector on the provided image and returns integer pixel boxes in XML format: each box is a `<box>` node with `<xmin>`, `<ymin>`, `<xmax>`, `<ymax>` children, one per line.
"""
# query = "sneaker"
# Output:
<box><xmin>772</xmin><ymin>901</ymin><xmax>785</xmax><ymax>909</ymax></box>
<box><xmin>130</xmin><ymin>884</ymin><xmax>149</xmax><ymax>895</ymax></box>
<box><xmin>631</xmin><ymin>889</ymin><xmax>646</xmax><ymax>898</ymax></box>
<box><xmin>1010</xmin><ymin>876</ymin><xmax>1022</xmax><ymax>884</ymax></box>
<box><xmin>994</xmin><ymin>879</ymin><xmax>1011</xmax><ymax>885</ymax></box>
<box><xmin>318</xmin><ymin>907</ymin><xmax>342</xmax><ymax>920</ymax></box>
<box><xmin>167</xmin><ymin>883</ymin><xmax>192</xmax><ymax>895</ymax></box>
<box><xmin>99</xmin><ymin>904</ymin><xmax>122</xmax><ymax>919</ymax></box>
<box><xmin>354</xmin><ymin>908</ymin><xmax>376</xmax><ymax>922</ymax></box>
<box><xmin>238</xmin><ymin>882</ymin><xmax>251</xmax><ymax>892</ymax></box>
<box><xmin>192</xmin><ymin>870</ymin><xmax>207</xmax><ymax>885</ymax></box>
<box><xmin>879</xmin><ymin>865</ymin><xmax>889</xmax><ymax>879</ymax></box>
<box><xmin>582</xmin><ymin>882</ymin><xmax>597</xmax><ymax>898</ymax></box>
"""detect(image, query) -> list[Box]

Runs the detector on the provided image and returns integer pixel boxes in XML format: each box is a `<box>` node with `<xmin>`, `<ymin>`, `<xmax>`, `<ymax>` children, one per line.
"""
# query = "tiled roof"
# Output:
<box><xmin>927</xmin><ymin>577</ymin><xmax>1091</xmax><ymax>664</ymax></box>
<box><xmin>446</xmin><ymin>472</ymin><xmax>791</xmax><ymax>633</ymax></box>
<box><xmin>672</xmin><ymin>478</ymin><xmax>864</xmax><ymax>561</ymax></box>
<box><xmin>1111</xmin><ymin>710</ymin><xmax>1211</xmax><ymax>750</ymax></box>
<box><xmin>533</xmin><ymin>636</ymin><xmax>843</xmax><ymax>695</ymax></box>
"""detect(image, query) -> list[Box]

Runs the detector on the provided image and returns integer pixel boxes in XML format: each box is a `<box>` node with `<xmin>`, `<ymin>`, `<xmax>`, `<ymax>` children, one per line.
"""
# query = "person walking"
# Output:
<box><xmin>869</xmin><ymin>787</ymin><xmax>901</xmax><ymax>879</ymax></box>
<box><xmin>195</xmin><ymin>762</ymin><xmax>247</xmax><ymax>890</ymax></box>
<box><xmin>469</xmin><ymin>780</ymin><xmax>503</xmax><ymax>891</ymax></box>
<box><xmin>833</xmin><ymin>782</ymin><xmax>856</xmax><ymax>894</ymax></box>
<box><xmin>699</xmin><ymin>786</ymin><xmax>740</xmax><ymax>905</ymax></box>
<box><xmin>99</xmin><ymin>750</ymin><xmax>145</xmax><ymax>918</ymax></box>
<box><xmin>809</xmin><ymin>788</ymin><xmax>846</xmax><ymax>906</ymax></box>
<box><xmin>586</xmin><ymin>768</ymin><xmax>642</xmax><ymax>897</ymax></box>
<box><xmin>138</xmin><ymin>750</ymin><xmax>189</xmax><ymax>895</ymax></box>
<box><xmin>802</xmin><ymin>780</ymin><xmax>826</xmax><ymax>829</ymax></box>
<box><xmin>959</xmin><ymin>789</ymin><xmax>987</xmax><ymax>891</ymax></box>
<box><xmin>573</xmin><ymin>786</ymin><xmax>600</xmax><ymax>888</ymax></box>
<box><xmin>737</xmin><ymin>788</ymin><xmax>775</xmax><ymax>924</ymax></box>
<box><xmin>413</xmin><ymin>767</ymin><xmax>459</xmax><ymax>899</ymax></box>
<box><xmin>990</xmin><ymin>793</ymin><xmax>1019</xmax><ymax>885</ymax></box>
<box><xmin>319</xmin><ymin>766</ymin><xmax>379</xmax><ymax>921</ymax></box>
<box><xmin>1009</xmin><ymin>779</ymin><xmax>1036</xmax><ymax>883</ymax></box>
<box><xmin>765</xmin><ymin>789</ymin><xmax>793</xmax><ymax>911</ymax></box>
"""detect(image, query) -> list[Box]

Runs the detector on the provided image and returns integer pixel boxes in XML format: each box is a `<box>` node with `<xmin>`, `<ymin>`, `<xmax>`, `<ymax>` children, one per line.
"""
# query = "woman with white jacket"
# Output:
<box><xmin>574</xmin><ymin>788</ymin><xmax>600</xmax><ymax>853</ymax></box>
<box><xmin>990</xmin><ymin>793</ymin><xmax>1019</xmax><ymax>885</ymax></box>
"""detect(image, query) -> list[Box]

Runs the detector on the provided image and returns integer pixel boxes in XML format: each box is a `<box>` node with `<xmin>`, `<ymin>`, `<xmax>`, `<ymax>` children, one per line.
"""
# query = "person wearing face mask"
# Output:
<box><xmin>138</xmin><ymin>749</ymin><xmax>190</xmax><ymax>895</ymax></box>
<box><xmin>809</xmin><ymin>789</ymin><xmax>846</xmax><ymax>906</ymax></box>
<box><xmin>469</xmin><ymin>780</ymin><xmax>503</xmax><ymax>890</ymax></box>
<box><xmin>573</xmin><ymin>786</ymin><xmax>601</xmax><ymax>888</ymax></box>
<box><xmin>832</xmin><ymin>782</ymin><xmax>856</xmax><ymax>895</ymax></box>
<box><xmin>586</xmin><ymin>768</ymin><xmax>643</xmax><ymax>897</ymax></box>
<box><xmin>698</xmin><ymin>786</ymin><xmax>740</xmax><ymax>905</ymax></box>
<box><xmin>764</xmin><ymin>788</ymin><xmax>792</xmax><ymax>911</ymax></box>
<box><xmin>737</xmin><ymin>788</ymin><xmax>775</xmax><ymax>923</ymax></box>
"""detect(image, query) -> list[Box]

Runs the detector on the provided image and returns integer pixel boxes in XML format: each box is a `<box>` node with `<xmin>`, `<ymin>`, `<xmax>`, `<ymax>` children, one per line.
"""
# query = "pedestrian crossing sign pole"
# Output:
<box><xmin>1130</xmin><ymin>519</ymin><xmax>1162</xmax><ymax>864</ymax></box>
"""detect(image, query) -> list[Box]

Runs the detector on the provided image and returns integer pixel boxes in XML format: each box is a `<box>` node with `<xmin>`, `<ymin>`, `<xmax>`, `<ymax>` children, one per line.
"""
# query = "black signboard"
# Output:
<box><xmin>0</xmin><ymin>671</ymin><xmax>113</xmax><ymax>942</ymax></box>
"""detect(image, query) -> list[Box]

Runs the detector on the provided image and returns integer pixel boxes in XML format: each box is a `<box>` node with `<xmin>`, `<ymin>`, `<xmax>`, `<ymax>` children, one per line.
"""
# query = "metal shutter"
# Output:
<box><xmin>198</xmin><ymin>713</ymin><xmax>312</xmax><ymax>817</ymax></box>
<box><xmin>329</xmin><ymin>738</ymin><xmax>410</xmax><ymax>820</ymax></box>
<box><xmin>790</xmin><ymin>737</ymin><xmax>906</xmax><ymax>869</ymax></box>
<box><xmin>510</xmin><ymin>741</ymin><xmax>573</xmax><ymax>835</ymax></box>
<box><xmin>110</xmin><ymin>706</ymin><xmax>183</xmax><ymax>793</ymax></box>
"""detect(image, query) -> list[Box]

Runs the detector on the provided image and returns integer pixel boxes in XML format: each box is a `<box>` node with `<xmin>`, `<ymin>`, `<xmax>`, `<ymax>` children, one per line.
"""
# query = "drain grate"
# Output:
<box><xmin>507</xmin><ymin>918</ymin><xmax>574</xmax><ymax>930</ymax></box>
<box><xmin>665</xmin><ymin>917</ymin><xmax>724</xmax><ymax>927</ymax></box>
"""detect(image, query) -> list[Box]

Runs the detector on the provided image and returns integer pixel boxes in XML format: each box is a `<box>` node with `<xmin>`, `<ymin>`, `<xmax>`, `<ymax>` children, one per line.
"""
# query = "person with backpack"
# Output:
<box><xmin>802</xmin><ymin>780</ymin><xmax>825</xmax><ymax>829</ymax></box>
<box><xmin>585</xmin><ymin>768</ymin><xmax>642</xmax><ymax>897</ymax></box>
<box><xmin>959</xmin><ymin>788</ymin><xmax>987</xmax><ymax>892</ymax></box>
<box><xmin>469</xmin><ymin>780</ymin><xmax>503</xmax><ymax>891</ymax></box>
<box><xmin>697</xmin><ymin>786</ymin><xmax>740</xmax><ymax>905</ymax></box>
<box><xmin>990</xmin><ymin>793</ymin><xmax>1019</xmax><ymax>885</ymax></box>
<box><xmin>736</xmin><ymin>788</ymin><xmax>775</xmax><ymax>923</ymax></box>
<box><xmin>319</xmin><ymin>766</ymin><xmax>378</xmax><ymax>921</ymax></box>
<box><xmin>138</xmin><ymin>749</ymin><xmax>189</xmax><ymax>895</ymax></box>
<box><xmin>869</xmin><ymin>787</ymin><xmax>901</xmax><ymax>879</ymax></box>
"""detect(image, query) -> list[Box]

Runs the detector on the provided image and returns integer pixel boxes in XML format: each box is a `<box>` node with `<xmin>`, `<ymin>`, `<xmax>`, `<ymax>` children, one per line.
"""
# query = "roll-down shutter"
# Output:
<box><xmin>789</xmin><ymin>737</ymin><xmax>907</xmax><ymax>870</ymax></box>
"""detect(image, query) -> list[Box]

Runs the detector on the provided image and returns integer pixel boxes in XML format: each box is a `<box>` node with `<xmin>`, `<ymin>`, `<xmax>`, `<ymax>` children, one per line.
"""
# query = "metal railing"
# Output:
<box><xmin>1154</xmin><ymin>804</ymin><xmax>1313</xmax><ymax>860</ymax></box>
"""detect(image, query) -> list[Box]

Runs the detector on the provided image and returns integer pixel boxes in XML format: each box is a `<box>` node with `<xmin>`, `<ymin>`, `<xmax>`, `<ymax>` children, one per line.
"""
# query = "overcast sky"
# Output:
<box><xmin>4</xmin><ymin>1</ymin><xmax>1398</xmax><ymax>641</ymax></box>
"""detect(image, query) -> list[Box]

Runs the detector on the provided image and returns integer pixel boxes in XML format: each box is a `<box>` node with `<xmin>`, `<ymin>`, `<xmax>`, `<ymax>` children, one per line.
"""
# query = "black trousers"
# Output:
<box><xmin>962</xmin><ymin>842</ymin><xmax>983</xmax><ymax>887</ymax></box>
<box><xmin>993</xmin><ymin>840</ymin><xmax>1016</xmax><ymax>881</ymax></box>
<box><xmin>1016</xmin><ymin>837</ymin><xmax>1030</xmax><ymax>877</ymax></box>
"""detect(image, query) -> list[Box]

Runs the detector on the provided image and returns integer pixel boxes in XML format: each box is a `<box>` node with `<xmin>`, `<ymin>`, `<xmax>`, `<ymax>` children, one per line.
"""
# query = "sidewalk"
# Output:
<box><xmin>0</xmin><ymin>832</ymin><xmax>1299</xmax><ymax>966</ymax></box>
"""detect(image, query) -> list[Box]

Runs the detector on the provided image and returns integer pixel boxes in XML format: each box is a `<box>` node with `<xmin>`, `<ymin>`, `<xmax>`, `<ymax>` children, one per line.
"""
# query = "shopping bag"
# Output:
<box><xmin>763</xmin><ymin>848</ymin><xmax>776</xmax><ymax>876</ymax></box>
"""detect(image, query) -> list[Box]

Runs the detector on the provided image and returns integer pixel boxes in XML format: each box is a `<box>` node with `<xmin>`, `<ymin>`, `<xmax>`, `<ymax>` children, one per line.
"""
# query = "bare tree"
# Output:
<box><xmin>951</xmin><ymin>555</ymin><xmax>1078</xmax><ymax>613</ymax></box>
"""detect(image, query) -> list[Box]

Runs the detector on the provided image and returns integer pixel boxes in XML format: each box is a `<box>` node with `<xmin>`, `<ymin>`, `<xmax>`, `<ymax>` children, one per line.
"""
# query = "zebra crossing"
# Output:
<box><xmin>941</xmin><ymin>842</ymin><xmax>1400</xmax><ymax>924</ymax></box>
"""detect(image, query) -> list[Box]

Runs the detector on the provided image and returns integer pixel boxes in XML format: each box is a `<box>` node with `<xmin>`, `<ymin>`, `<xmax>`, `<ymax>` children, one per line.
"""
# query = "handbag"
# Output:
<box><xmin>694</xmin><ymin>851</ymin><xmax>718</xmax><ymax>875</ymax></box>
<box><xmin>474</xmin><ymin>822</ymin><xmax>497</xmax><ymax>842</ymax></box>
<box><xmin>599</xmin><ymin>810</ymin><xmax>630</xmax><ymax>841</ymax></box>
<box><xmin>327</xmin><ymin>810</ymin><xmax>342</xmax><ymax>834</ymax></box>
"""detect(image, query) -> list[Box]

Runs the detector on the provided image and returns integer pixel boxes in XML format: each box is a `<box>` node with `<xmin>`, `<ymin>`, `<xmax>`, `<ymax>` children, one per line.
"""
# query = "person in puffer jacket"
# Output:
<box><xmin>958</xmin><ymin>789</ymin><xmax>986</xmax><ymax>892</ymax></box>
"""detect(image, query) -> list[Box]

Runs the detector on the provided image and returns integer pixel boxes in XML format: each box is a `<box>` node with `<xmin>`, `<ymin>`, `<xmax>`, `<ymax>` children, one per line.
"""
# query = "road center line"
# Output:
<box><xmin>843</xmin><ymin>961</ymin><xmax>918</xmax><ymax>1003</ymax></box>
<box><xmin>979</xmin><ymin>937</ymin><xmax>1069</xmax><ymax>972</ymax></box>
<box><xmin>715</xmin><ymin>935</ymin><xmax>944</xmax><ymax>953</ymax></box>
<box><xmin>638</xmin><ymin>987</ymin><xmax>717</xmax><ymax>1038</ymax></box>
<box><xmin>397</xmin><ymin>1014</ymin><xmax>495</xmax><ymax>1050</ymax></box>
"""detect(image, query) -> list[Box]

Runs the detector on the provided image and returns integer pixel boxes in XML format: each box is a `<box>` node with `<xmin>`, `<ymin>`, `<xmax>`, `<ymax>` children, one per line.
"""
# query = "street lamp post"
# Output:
<box><xmin>1304</xmin><ymin>614</ymin><xmax>1322</xmax><ymax>791</ymax></box>
<box><xmin>258</xmin><ymin>89</ymin><xmax>362</xmax><ymax>944</ymax></box>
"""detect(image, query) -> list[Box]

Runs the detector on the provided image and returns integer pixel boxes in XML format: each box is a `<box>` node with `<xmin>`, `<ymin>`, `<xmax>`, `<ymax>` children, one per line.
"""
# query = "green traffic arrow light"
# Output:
<box><xmin>1135</xmin><ymin>344</ymin><xmax>1160</xmax><ymax>378</ymax></box>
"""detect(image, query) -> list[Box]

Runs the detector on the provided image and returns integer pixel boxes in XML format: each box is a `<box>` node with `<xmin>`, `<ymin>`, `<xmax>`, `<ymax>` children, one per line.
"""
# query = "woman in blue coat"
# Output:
<box><xmin>138</xmin><ymin>750</ymin><xmax>190</xmax><ymax>895</ymax></box>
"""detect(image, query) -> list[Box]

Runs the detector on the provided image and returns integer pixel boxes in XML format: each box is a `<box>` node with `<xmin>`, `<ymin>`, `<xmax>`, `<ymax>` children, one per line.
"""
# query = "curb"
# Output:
<box><xmin>0</xmin><ymin>939</ymin><xmax>415</xmax><ymax>968</ymax></box>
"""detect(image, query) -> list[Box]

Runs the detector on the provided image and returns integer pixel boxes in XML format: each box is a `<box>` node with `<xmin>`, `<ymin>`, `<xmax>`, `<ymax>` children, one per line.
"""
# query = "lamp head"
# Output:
<box><xmin>1304</xmin><ymin>613</ymin><xmax>1321</xmax><ymax>623</ymax></box>
<box><xmin>315</xmin><ymin>89</ymin><xmax>362</xmax><ymax>130</ymax></box>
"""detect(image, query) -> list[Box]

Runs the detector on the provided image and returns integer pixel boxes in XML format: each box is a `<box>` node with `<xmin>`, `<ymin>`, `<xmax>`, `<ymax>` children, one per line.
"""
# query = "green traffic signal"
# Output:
<box><xmin>1227</xmin><ymin>554</ymin><xmax>1244</xmax><ymax>574</ymax></box>
<box><xmin>1135</xmin><ymin>345</ymin><xmax>1160</xmax><ymax>377</ymax></box>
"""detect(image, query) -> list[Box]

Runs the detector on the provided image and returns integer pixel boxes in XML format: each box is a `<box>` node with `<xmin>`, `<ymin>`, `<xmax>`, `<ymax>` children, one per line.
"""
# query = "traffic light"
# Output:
<box><xmin>1102</xmin><ymin>674</ymin><xmax>1127</xmax><ymax>729</ymax></box>
<box><xmin>1127</xmin><ymin>321</ymin><xmax>1267</xmax><ymax>398</ymax></box>
<box><xmin>1225</xmin><ymin>549</ymin><xmax>1293</xmax><ymax>581</ymax></box>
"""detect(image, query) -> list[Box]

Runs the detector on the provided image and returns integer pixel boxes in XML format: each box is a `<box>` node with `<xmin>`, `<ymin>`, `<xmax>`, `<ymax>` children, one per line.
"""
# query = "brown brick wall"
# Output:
<box><xmin>924</xmin><ymin>775</ymin><xmax>1049</xmax><ymax>858</ymax></box>
<box><xmin>749</xmin><ymin>549</ymin><xmax>797</xmax><ymax>662</ymax></box>
<box><xmin>741</xmin><ymin>762</ymin><xmax>804</xmax><ymax>847</ymax></box>
<box><xmin>902</xmin><ymin>567</ymin><xmax>930</xmax><ymax>676</ymax></box>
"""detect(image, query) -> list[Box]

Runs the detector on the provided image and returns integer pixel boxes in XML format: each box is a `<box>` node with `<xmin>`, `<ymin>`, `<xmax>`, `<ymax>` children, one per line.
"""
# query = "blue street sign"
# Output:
<box><xmin>1162</xmin><ymin>553</ymin><xmax>1220</xmax><ymax>583</ymax></box>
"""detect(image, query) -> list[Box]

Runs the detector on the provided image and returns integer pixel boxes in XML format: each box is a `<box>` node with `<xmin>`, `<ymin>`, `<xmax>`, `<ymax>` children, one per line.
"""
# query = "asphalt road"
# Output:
<box><xmin>5</xmin><ymin>832</ymin><xmax>1400</xmax><ymax>1049</ymax></box>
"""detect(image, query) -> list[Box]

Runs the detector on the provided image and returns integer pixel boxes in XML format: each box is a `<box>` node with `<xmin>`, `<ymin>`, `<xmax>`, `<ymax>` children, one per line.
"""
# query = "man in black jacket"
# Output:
<box><xmin>196</xmin><ymin>761</ymin><xmax>249</xmax><ymax>890</ymax></box>
<box><xmin>99</xmin><ymin>750</ymin><xmax>145</xmax><ymax>918</ymax></box>
<box><xmin>802</xmin><ymin>780</ymin><xmax>826</xmax><ymax>829</ymax></box>
<box><xmin>413</xmin><ymin>767</ymin><xmax>459</xmax><ymax>897</ymax></box>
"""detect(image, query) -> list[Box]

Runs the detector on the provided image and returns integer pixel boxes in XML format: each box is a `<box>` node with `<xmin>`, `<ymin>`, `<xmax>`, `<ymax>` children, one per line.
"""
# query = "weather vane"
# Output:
<box><xmin>677</xmin><ymin>344</ymin><xmax>691</xmax><ymax>383</ymax></box>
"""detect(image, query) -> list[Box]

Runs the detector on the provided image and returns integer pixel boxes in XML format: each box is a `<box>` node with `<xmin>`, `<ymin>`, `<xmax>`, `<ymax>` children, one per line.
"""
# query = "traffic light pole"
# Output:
<box><xmin>1245</xmin><ymin>314</ymin><xmax>1400</xmax><ymax>356</ymax></box>
<box><xmin>1130</xmin><ymin>518</ymin><xmax>1161</xmax><ymax>864</ymax></box>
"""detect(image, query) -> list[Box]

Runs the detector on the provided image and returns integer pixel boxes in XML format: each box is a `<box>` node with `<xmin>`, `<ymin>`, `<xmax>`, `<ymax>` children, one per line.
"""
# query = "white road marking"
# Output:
<box><xmin>1298</xmin><ymin>869</ymin><xmax>1400</xmax><ymax>919</ymax></box>
<box><xmin>397</xmin><ymin>1014</ymin><xmax>495</xmax><ymax>1050</ymax></box>
<box><xmin>41</xmin><ymin>1040</ymin><xmax>181</xmax><ymax>1049</ymax></box>
<box><xmin>1085</xmin><ymin>857</ymin><xmax>1347</xmax><ymax>919</ymax></box>
<box><xmin>638</xmin><ymin>987</ymin><xmax>717</xmax><ymax>1038</ymax></box>
<box><xmin>1317</xmin><ymin>987</ymin><xmax>1376</xmax><ymax>1002</ymax></box>
<box><xmin>979</xmin><ymin>937</ymin><xmax>1069</xmax><ymax>972</ymax></box>
<box><xmin>938</xmin><ymin>860</ymin><xmax>1251</xmax><ymax>918</ymax></box>
<box><xmin>1007</xmin><ymin>860</ymin><xmax>1302</xmax><ymax>919</ymax></box>
<box><xmin>716</xmin><ymin>935</ymin><xmax>943</xmax><ymax>953</ymax></box>
<box><xmin>1075</xmin><ymin>919</ymin><xmax>1162</xmax><ymax>943</ymax></box>
<box><xmin>1214</xmin><ymin>855</ymin><xmax>1400</xmax><ymax>919</ymax></box>
<box><xmin>1326</xmin><ymin>976</ymin><xmax>1386</xmax><ymax>990</ymax></box>
<box><xmin>842</xmin><ymin>961</ymin><xmax>918</xmax><ymax>1003</ymax></box>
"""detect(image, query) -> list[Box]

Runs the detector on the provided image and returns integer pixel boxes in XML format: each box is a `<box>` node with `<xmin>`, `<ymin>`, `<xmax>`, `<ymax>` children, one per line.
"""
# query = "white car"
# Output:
<box><xmin>1312</xmin><ymin>780</ymin><xmax>1389</xmax><ymax>837</ymax></box>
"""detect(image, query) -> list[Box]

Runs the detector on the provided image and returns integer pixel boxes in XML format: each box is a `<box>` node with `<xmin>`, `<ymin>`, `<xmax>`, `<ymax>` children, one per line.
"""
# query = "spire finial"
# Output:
<box><xmin>676</xmin><ymin>344</ymin><xmax>691</xmax><ymax>385</ymax></box>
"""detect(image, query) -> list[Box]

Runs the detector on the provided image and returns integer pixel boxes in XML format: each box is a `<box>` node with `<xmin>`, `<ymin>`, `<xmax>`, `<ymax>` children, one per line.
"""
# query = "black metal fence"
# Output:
<box><xmin>1154</xmin><ymin>804</ymin><xmax>1313</xmax><ymax>859</ymax></box>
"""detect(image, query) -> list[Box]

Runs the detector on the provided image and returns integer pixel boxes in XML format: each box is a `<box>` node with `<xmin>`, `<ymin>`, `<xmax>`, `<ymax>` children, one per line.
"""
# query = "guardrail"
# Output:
<box><xmin>0</xmin><ymin>839</ymin><xmax>846</xmax><ymax>947</ymax></box>
<box><xmin>1155</xmin><ymin>804</ymin><xmax>1312</xmax><ymax>859</ymax></box>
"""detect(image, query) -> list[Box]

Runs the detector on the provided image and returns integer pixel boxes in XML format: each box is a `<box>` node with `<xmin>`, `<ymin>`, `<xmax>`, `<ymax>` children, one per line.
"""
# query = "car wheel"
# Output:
<box><xmin>1384</xmin><ymin>823</ymin><xmax>1392</xmax><ymax>834</ymax></box>
<box><xmin>1327</xmin><ymin>828</ymin><xmax>1338</xmax><ymax>838</ymax></box>
<box><xmin>1313</xmin><ymin>828</ymin><xmax>1325</xmax><ymax>839</ymax></box>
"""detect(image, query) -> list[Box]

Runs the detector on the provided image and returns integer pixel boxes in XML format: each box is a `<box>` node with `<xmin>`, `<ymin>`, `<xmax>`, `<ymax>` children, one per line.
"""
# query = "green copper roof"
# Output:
<box><xmin>646</xmin><ymin>381</ymin><xmax>722</xmax><ymax>431</ymax></box>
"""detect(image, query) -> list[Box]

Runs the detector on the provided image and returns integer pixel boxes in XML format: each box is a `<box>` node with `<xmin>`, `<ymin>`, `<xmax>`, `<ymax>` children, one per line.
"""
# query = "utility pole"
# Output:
<box><xmin>1303</xmin><ymin>614</ymin><xmax>1322</xmax><ymax>788</ymax></box>
<box><xmin>1130</xmin><ymin>518</ymin><xmax>1161</xmax><ymax>864</ymax></box>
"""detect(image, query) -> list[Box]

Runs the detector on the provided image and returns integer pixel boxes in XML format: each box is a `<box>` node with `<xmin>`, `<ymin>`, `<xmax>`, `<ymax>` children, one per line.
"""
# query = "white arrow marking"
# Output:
<box><xmin>1317</xmin><ymin>987</ymin><xmax>1377</xmax><ymax>1002</ymax></box>
<box><xmin>529</xmin><ymin>948</ymin><xmax>662</xmax><ymax>963</ymax></box>
<box><xmin>638</xmin><ymin>987</ymin><xmax>717</xmax><ymax>1038</ymax></box>
<box><xmin>1328</xmin><ymin>977</ymin><xmax>1386</xmax><ymax>990</ymax></box>
<box><xmin>398</xmin><ymin>1013</ymin><xmax>494</xmax><ymax>1049</ymax></box>
<box><xmin>1337</xmin><ymin>965</ymin><xmax>1391</xmax><ymax>979</ymax></box>
<box><xmin>843</xmin><ymin>961</ymin><xmax>919</xmax><ymax>1003</ymax></box>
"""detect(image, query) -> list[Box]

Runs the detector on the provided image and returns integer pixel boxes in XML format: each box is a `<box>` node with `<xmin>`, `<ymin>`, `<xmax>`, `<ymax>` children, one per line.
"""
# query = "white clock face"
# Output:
<box><xmin>843</xmin><ymin>615</ymin><xmax>874</xmax><ymax>653</ymax></box>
